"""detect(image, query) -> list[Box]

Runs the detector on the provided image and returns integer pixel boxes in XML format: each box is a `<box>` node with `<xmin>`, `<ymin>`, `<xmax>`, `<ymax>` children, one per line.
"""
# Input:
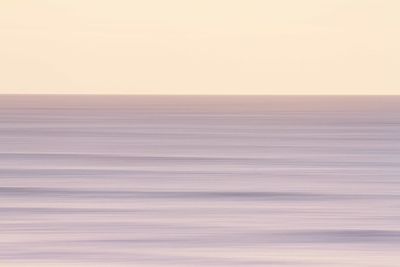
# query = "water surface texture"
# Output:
<box><xmin>1</xmin><ymin>96</ymin><xmax>400</xmax><ymax>267</ymax></box>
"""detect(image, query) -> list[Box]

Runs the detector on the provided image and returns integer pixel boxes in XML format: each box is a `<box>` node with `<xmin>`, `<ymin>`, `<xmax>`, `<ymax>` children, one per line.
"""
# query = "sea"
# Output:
<box><xmin>0</xmin><ymin>95</ymin><xmax>399</xmax><ymax>267</ymax></box>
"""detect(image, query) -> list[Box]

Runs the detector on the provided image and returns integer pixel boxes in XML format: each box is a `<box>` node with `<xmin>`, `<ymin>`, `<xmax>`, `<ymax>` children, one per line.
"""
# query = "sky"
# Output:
<box><xmin>1</xmin><ymin>0</ymin><xmax>399</xmax><ymax>95</ymax></box>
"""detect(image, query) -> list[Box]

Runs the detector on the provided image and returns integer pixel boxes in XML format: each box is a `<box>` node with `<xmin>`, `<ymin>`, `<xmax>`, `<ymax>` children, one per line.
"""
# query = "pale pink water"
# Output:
<box><xmin>0</xmin><ymin>96</ymin><xmax>400</xmax><ymax>266</ymax></box>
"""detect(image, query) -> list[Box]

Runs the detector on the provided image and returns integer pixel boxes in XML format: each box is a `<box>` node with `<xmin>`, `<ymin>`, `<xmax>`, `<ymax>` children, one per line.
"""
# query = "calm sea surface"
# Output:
<box><xmin>1</xmin><ymin>96</ymin><xmax>400</xmax><ymax>267</ymax></box>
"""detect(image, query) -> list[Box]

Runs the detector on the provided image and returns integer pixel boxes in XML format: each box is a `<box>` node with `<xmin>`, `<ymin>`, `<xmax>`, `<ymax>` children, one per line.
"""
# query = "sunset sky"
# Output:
<box><xmin>1</xmin><ymin>0</ymin><xmax>399</xmax><ymax>95</ymax></box>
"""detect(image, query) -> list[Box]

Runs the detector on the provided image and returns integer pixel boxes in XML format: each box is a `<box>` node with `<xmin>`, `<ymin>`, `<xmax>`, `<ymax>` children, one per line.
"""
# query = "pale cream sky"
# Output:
<box><xmin>1</xmin><ymin>0</ymin><xmax>399</xmax><ymax>94</ymax></box>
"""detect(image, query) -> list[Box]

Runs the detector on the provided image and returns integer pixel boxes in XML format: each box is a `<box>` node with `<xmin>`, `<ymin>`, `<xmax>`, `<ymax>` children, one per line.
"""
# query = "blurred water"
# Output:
<box><xmin>0</xmin><ymin>96</ymin><xmax>400</xmax><ymax>267</ymax></box>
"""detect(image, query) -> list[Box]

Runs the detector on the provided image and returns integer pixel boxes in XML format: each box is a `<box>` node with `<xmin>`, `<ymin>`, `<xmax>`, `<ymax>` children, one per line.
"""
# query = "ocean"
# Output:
<box><xmin>1</xmin><ymin>95</ymin><xmax>399</xmax><ymax>266</ymax></box>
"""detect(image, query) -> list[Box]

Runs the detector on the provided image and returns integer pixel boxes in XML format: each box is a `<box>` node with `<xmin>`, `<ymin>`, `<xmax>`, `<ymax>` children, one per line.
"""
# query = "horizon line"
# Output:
<box><xmin>1</xmin><ymin>94</ymin><xmax>400</xmax><ymax>97</ymax></box>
